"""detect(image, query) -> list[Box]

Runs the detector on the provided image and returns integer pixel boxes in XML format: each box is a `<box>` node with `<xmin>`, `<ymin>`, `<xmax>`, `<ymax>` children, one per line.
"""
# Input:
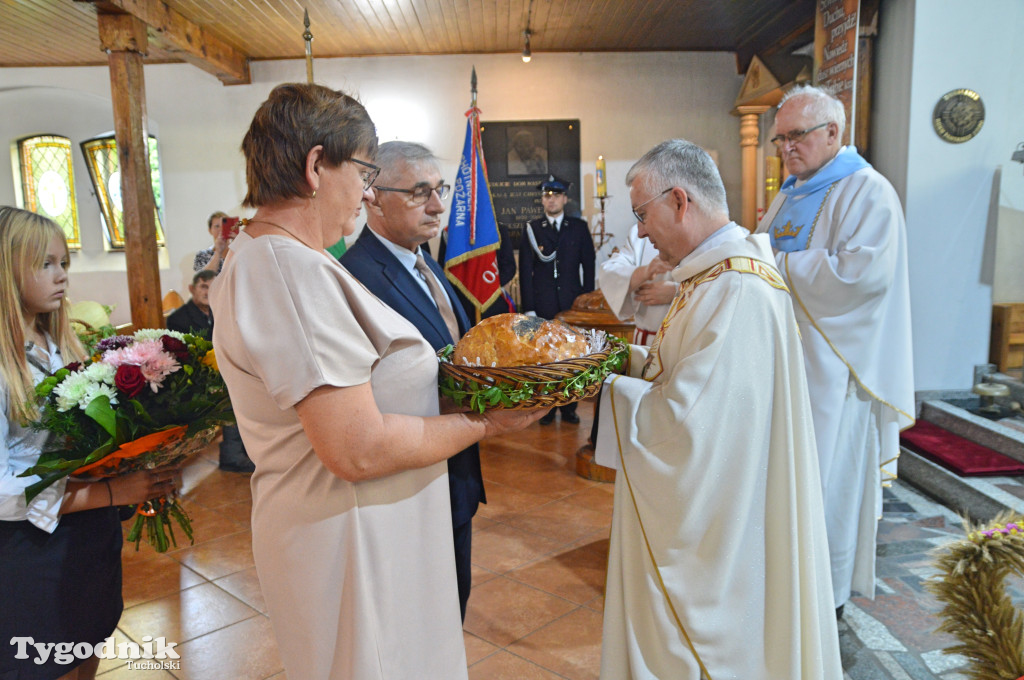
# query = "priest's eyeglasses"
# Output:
<box><xmin>770</xmin><ymin>122</ymin><xmax>828</xmax><ymax>148</ymax></box>
<box><xmin>375</xmin><ymin>182</ymin><xmax>451</xmax><ymax>205</ymax></box>
<box><xmin>632</xmin><ymin>188</ymin><xmax>673</xmax><ymax>224</ymax></box>
<box><xmin>350</xmin><ymin>158</ymin><xmax>381</xmax><ymax>190</ymax></box>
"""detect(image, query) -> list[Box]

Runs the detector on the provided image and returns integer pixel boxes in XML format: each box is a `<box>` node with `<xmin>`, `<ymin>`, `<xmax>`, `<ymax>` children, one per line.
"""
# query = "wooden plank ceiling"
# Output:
<box><xmin>0</xmin><ymin>0</ymin><xmax>814</xmax><ymax>83</ymax></box>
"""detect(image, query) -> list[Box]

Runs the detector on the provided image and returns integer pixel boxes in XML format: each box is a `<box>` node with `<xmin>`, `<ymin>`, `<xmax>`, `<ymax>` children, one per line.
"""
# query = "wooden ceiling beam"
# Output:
<box><xmin>77</xmin><ymin>0</ymin><xmax>250</xmax><ymax>85</ymax></box>
<box><xmin>734</xmin><ymin>1</ymin><xmax>815</xmax><ymax>74</ymax></box>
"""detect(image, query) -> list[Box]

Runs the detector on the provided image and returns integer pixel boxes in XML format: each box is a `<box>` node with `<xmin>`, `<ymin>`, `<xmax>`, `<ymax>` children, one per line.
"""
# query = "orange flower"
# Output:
<box><xmin>202</xmin><ymin>349</ymin><xmax>218</xmax><ymax>371</ymax></box>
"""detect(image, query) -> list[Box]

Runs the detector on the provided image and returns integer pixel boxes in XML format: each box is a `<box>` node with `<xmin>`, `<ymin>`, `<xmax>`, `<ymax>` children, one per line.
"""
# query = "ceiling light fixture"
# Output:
<box><xmin>521</xmin><ymin>0</ymin><xmax>534</xmax><ymax>63</ymax></box>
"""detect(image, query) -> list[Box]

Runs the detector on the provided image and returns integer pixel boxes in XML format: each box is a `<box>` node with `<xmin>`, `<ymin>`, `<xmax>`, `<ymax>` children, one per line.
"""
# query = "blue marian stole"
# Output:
<box><xmin>769</xmin><ymin>147</ymin><xmax>869</xmax><ymax>252</ymax></box>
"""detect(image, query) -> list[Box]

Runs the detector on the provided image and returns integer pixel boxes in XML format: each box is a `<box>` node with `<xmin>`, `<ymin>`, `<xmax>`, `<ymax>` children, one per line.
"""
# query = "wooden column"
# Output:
<box><xmin>98</xmin><ymin>12</ymin><xmax>163</xmax><ymax>330</ymax></box>
<box><xmin>735</xmin><ymin>105</ymin><xmax>770</xmax><ymax>231</ymax></box>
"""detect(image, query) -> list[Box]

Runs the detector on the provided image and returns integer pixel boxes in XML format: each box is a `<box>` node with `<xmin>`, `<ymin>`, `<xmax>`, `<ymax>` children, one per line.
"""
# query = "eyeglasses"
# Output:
<box><xmin>770</xmin><ymin>122</ymin><xmax>828</xmax><ymax>148</ymax></box>
<box><xmin>374</xmin><ymin>181</ymin><xmax>451</xmax><ymax>205</ymax></box>
<box><xmin>632</xmin><ymin>188</ymin><xmax>673</xmax><ymax>224</ymax></box>
<box><xmin>350</xmin><ymin>158</ymin><xmax>381</xmax><ymax>190</ymax></box>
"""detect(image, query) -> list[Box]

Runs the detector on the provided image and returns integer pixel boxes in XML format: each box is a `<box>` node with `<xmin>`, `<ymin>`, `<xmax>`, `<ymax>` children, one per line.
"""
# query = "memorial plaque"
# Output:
<box><xmin>480</xmin><ymin>120</ymin><xmax>581</xmax><ymax>251</ymax></box>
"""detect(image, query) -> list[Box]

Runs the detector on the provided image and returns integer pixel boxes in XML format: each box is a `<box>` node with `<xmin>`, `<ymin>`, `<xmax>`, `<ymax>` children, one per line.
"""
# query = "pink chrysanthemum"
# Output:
<box><xmin>103</xmin><ymin>339</ymin><xmax>181</xmax><ymax>391</ymax></box>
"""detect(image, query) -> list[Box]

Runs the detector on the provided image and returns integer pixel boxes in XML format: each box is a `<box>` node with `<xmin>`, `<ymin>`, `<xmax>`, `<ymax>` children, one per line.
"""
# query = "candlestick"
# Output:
<box><xmin>596</xmin><ymin>155</ymin><xmax>607</xmax><ymax>198</ymax></box>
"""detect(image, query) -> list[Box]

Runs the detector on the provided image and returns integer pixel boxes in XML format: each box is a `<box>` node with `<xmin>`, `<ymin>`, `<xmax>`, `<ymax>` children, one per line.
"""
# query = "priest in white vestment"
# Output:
<box><xmin>597</xmin><ymin>139</ymin><xmax>842</xmax><ymax>679</ymax></box>
<box><xmin>598</xmin><ymin>223</ymin><xmax>677</xmax><ymax>346</ymax></box>
<box><xmin>755</xmin><ymin>85</ymin><xmax>915</xmax><ymax>613</ymax></box>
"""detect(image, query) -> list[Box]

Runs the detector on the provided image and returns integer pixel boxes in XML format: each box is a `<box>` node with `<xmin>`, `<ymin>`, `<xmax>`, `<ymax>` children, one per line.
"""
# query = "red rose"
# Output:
<box><xmin>161</xmin><ymin>335</ymin><xmax>190</xmax><ymax>363</ymax></box>
<box><xmin>64</xmin><ymin>361</ymin><xmax>83</xmax><ymax>372</ymax></box>
<box><xmin>115</xmin><ymin>364</ymin><xmax>147</xmax><ymax>398</ymax></box>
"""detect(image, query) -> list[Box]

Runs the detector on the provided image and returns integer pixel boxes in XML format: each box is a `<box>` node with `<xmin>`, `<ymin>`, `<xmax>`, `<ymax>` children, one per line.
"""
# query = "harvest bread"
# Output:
<box><xmin>453</xmin><ymin>313</ymin><xmax>589</xmax><ymax>366</ymax></box>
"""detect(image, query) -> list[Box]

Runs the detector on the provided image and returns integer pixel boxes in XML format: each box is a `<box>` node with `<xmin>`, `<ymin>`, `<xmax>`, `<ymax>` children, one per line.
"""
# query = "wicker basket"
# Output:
<box><xmin>438</xmin><ymin>334</ymin><xmax>629</xmax><ymax>411</ymax></box>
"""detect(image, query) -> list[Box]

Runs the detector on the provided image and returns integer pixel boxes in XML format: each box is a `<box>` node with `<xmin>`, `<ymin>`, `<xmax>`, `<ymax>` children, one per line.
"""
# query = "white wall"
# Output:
<box><xmin>0</xmin><ymin>52</ymin><xmax>744</xmax><ymax>324</ymax></box>
<box><xmin>874</xmin><ymin>0</ymin><xmax>1024</xmax><ymax>391</ymax></box>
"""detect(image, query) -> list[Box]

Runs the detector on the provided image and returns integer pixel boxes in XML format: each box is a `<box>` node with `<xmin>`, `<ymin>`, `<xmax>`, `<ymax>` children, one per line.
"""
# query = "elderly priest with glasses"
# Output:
<box><xmin>339</xmin><ymin>140</ymin><xmax>484</xmax><ymax>622</ymax></box>
<box><xmin>595</xmin><ymin>139</ymin><xmax>842</xmax><ymax>679</ymax></box>
<box><xmin>755</xmin><ymin>85</ymin><xmax>915</xmax><ymax>619</ymax></box>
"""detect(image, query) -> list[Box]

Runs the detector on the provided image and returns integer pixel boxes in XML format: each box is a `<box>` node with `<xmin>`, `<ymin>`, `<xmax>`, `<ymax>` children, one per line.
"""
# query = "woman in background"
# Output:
<box><xmin>0</xmin><ymin>206</ymin><xmax>176</xmax><ymax>680</ymax></box>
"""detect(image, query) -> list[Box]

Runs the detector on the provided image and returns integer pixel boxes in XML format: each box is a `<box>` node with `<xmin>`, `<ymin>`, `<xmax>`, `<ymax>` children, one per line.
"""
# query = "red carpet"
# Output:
<box><xmin>900</xmin><ymin>420</ymin><xmax>1024</xmax><ymax>476</ymax></box>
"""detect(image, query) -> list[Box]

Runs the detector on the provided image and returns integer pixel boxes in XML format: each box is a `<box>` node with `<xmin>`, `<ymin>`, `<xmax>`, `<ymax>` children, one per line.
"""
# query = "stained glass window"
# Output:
<box><xmin>80</xmin><ymin>134</ymin><xmax>165</xmax><ymax>249</ymax></box>
<box><xmin>15</xmin><ymin>135</ymin><xmax>81</xmax><ymax>249</ymax></box>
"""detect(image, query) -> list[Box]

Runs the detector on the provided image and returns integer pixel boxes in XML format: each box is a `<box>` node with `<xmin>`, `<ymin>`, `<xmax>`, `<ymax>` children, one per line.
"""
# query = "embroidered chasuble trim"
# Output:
<box><xmin>642</xmin><ymin>257</ymin><xmax>788</xmax><ymax>382</ymax></box>
<box><xmin>607</xmin><ymin>376</ymin><xmax>714</xmax><ymax>680</ymax></box>
<box><xmin>782</xmin><ymin>255</ymin><xmax>914</xmax><ymax>488</ymax></box>
<box><xmin>769</xmin><ymin>181</ymin><xmax>839</xmax><ymax>252</ymax></box>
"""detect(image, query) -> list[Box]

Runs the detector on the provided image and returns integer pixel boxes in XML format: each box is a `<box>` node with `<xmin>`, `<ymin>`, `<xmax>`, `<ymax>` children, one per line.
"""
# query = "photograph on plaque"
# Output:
<box><xmin>506</xmin><ymin>126</ymin><xmax>549</xmax><ymax>175</ymax></box>
<box><xmin>480</xmin><ymin>119</ymin><xmax>580</xmax><ymax>253</ymax></box>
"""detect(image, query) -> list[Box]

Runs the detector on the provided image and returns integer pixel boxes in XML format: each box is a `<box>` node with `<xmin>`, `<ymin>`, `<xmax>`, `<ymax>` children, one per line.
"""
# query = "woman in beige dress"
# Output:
<box><xmin>209</xmin><ymin>83</ymin><xmax>543</xmax><ymax>680</ymax></box>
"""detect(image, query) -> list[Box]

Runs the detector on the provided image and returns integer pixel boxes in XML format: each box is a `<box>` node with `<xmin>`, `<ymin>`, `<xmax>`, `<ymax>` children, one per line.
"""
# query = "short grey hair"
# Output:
<box><xmin>625</xmin><ymin>139</ymin><xmax>728</xmax><ymax>219</ymax></box>
<box><xmin>375</xmin><ymin>141</ymin><xmax>438</xmax><ymax>186</ymax></box>
<box><xmin>779</xmin><ymin>85</ymin><xmax>847</xmax><ymax>138</ymax></box>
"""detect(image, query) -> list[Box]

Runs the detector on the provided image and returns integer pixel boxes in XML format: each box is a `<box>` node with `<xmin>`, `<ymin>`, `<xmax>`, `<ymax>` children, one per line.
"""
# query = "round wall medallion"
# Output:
<box><xmin>933</xmin><ymin>88</ymin><xmax>985</xmax><ymax>143</ymax></box>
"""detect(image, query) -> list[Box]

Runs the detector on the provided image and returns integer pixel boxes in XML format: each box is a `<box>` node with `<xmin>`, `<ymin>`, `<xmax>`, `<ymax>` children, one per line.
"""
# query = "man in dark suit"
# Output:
<box><xmin>519</xmin><ymin>176</ymin><xmax>596</xmax><ymax>424</ymax></box>
<box><xmin>340</xmin><ymin>141</ymin><xmax>484</xmax><ymax>620</ymax></box>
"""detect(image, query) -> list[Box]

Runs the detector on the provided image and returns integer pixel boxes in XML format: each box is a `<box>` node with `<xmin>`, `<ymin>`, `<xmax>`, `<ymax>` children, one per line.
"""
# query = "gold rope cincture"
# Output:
<box><xmin>607</xmin><ymin>375</ymin><xmax>714</xmax><ymax>680</ymax></box>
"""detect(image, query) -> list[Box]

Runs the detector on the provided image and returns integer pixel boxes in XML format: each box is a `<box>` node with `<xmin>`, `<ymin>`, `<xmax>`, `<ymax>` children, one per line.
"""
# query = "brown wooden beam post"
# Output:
<box><xmin>98</xmin><ymin>12</ymin><xmax>163</xmax><ymax>330</ymax></box>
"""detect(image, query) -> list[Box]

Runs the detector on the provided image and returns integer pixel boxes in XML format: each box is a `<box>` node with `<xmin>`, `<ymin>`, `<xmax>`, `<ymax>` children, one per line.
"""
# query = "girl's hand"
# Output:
<box><xmin>107</xmin><ymin>468</ymin><xmax>179</xmax><ymax>506</ymax></box>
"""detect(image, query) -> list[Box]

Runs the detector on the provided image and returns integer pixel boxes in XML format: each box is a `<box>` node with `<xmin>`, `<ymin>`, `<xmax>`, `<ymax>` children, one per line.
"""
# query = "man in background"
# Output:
<box><xmin>166</xmin><ymin>270</ymin><xmax>215</xmax><ymax>336</ymax></box>
<box><xmin>596</xmin><ymin>139</ymin><xmax>840</xmax><ymax>679</ymax></box>
<box><xmin>340</xmin><ymin>141</ymin><xmax>485</xmax><ymax>621</ymax></box>
<box><xmin>189</xmin><ymin>211</ymin><xmax>253</xmax><ymax>473</ymax></box>
<box><xmin>756</xmin><ymin>85</ymin><xmax>915</xmax><ymax>617</ymax></box>
<box><xmin>519</xmin><ymin>176</ymin><xmax>595</xmax><ymax>425</ymax></box>
<box><xmin>167</xmin><ymin>269</ymin><xmax>253</xmax><ymax>473</ymax></box>
<box><xmin>598</xmin><ymin>222</ymin><xmax>677</xmax><ymax>347</ymax></box>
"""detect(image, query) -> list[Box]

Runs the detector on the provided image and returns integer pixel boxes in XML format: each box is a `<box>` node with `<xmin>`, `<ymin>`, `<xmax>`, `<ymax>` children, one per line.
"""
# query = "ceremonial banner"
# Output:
<box><xmin>444</xmin><ymin>101</ymin><xmax>502</xmax><ymax>314</ymax></box>
<box><xmin>814</xmin><ymin>0</ymin><xmax>860</xmax><ymax>145</ymax></box>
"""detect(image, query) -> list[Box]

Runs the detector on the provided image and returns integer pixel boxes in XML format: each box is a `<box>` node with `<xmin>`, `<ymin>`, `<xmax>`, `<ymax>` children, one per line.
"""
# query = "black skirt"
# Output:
<box><xmin>0</xmin><ymin>507</ymin><xmax>123</xmax><ymax>680</ymax></box>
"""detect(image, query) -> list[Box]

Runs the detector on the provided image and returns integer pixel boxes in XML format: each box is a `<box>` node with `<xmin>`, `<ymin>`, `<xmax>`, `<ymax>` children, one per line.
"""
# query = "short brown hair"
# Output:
<box><xmin>207</xmin><ymin>211</ymin><xmax>227</xmax><ymax>230</ymax></box>
<box><xmin>241</xmin><ymin>83</ymin><xmax>378</xmax><ymax>207</ymax></box>
<box><xmin>192</xmin><ymin>269</ymin><xmax>217</xmax><ymax>286</ymax></box>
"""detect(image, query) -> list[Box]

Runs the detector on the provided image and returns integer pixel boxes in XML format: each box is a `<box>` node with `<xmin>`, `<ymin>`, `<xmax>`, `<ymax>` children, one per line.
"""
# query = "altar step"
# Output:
<box><xmin>898</xmin><ymin>395</ymin><xmax>1024</xmax><ymax>523</ymax></box>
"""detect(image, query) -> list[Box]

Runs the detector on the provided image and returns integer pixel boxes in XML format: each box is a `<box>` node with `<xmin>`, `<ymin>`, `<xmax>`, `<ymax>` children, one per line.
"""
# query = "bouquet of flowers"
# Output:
<box><xmin>20</xmin><ymin>329</ymin><xmax>234</xmax><ymax>552</ymax></box>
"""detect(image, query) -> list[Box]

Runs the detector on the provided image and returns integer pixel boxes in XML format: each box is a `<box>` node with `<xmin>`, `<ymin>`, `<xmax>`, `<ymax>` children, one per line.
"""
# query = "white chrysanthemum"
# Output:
<box><xmin>134</xmin><ymin>328</ymin><xmax>186</xmax><ymax>342</ymax></box>
<box><xmin>83</xmin><ymin>361</ymin><xmax>116</xmax><ymax>384</ymax></box>
<box><xmin>80</xmin><ymin>382</ymin><xmax>118</xmax><ymax>410</ymax></box>
<box><xmin>53</xmin><ymin>372</ymin><xmax>93</xmax><ymax>412</ymax></box>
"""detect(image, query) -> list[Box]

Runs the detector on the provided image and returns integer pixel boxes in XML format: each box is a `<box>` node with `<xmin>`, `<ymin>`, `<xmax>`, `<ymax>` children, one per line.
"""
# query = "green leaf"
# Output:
<box><xmin>84</xmin><ymin>395</ymin><xmax>117</xmax><ymax>436</ymax></box>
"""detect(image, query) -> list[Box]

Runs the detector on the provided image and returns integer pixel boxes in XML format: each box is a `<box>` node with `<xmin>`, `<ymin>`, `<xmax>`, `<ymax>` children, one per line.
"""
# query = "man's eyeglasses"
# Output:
<box><xmin>632</xmin><ymin>188</ymin><xmax>673</xmax><ymax>224</ymax></box>
<box><xmin>770</xmin><ymin>122</ymin><xmax>828</xmax><ymax>148</ymax></box>
<box><xmin>350</xmin><ymin>158</ymin><xmax>381</xmax><ymax>190</ymax></box>
<box><xmin>375</xmin><ymin>182</ymin><xmax>451</xmax><ymax>205</ymax></box>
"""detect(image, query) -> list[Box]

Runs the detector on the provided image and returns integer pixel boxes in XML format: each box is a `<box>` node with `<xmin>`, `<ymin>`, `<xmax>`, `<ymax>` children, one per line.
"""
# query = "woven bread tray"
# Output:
<box><xmin>437</xmin><ymin>334</ymin><xmax>629</xmax><ymax>412</ymax></box>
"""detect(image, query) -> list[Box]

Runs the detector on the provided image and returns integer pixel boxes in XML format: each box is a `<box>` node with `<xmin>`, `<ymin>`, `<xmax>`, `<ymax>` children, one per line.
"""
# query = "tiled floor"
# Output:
<box><xmin>99</xmin><ymin>399</ymin><xmax>1001</xmax><ymax>679</ymax></box>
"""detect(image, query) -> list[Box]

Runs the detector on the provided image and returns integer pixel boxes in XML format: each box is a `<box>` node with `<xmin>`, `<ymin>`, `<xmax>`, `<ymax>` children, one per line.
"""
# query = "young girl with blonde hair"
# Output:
<box><xmin>0</xmin><ymin>207</ymin><xmax>177</xmax><ymax>680</ymax></box>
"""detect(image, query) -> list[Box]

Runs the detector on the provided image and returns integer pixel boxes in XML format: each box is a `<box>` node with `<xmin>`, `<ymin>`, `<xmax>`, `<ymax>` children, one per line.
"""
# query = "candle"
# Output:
<box><xmin>596</xmin><ymin>155</ymin><xmax>607</xmax><ymax>198</ymax></box>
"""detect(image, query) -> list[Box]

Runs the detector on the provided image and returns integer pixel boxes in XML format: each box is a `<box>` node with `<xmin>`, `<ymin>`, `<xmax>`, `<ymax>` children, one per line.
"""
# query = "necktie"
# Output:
<box><xmin>415</xmin><ymin>254</ymin><xmax>461</xmax><ymax>343</ymax></box>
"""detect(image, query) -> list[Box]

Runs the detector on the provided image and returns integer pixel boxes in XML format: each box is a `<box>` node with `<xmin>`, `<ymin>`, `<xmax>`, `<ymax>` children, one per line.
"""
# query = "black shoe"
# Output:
<box><xmin>219</xmin><ymin>454</ymin><xmax>255</xmax><ymax>473</ymax></box>
<box><xmin>835</xmin><ymin>604</ymin><xmax>844</xmax><ymax>620</ymax></box>
<box><xmin>539</xmin><ymin>412</ymin><xmax>556</xmax><ymax>425</ymax></box>
<box><xmin>562</xmin><ymin>412</ymin><xmax>580</xmax><ymax>424</ymax></box>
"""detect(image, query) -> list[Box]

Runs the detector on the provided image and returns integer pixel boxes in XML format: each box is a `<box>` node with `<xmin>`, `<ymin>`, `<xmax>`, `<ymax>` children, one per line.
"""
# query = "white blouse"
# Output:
<box><xmin>0</xmin><ymin>336</ymin><xmax>68</xmax><ymax>532</ymax></box>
